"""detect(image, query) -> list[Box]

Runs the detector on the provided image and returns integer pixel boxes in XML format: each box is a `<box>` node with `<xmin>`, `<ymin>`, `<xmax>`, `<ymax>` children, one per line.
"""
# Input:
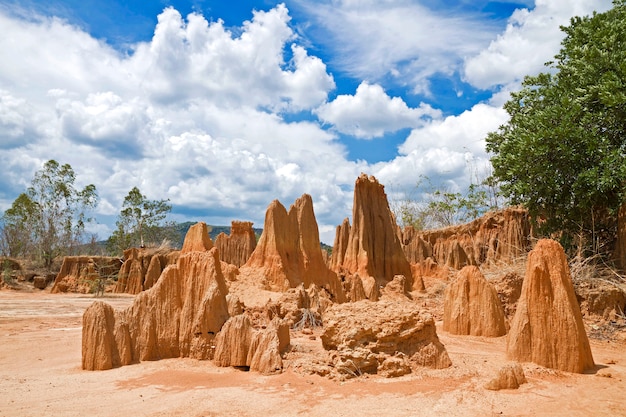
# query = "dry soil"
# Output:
<box><xmin>1</xmin><ymin>290</ymin><xmax>625</xmax><ymax>417</ymax></box>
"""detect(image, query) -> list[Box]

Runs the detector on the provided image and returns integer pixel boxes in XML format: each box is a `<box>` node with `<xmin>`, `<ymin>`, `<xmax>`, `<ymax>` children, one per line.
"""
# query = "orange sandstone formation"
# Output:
<box><xmin>402</xmin><ymin>208</ymin><xmax>532</xmax><ymax>269</ymax></box>
<box><xmin>83</xmin><ymin>223</ymin><xmax>231</xmax><ymax>369</ymax></box>
<box><xmin>214</xmin><ymin>315</ymin><xmax>289</xmax><ymax>374</ymax></box>
<box><xmin>114</xmin><ymin>248</ymin><xmax>179</xmax><ymax>294</ymax></box>
<box><xmin>215</xmin><ymin>221</ymin><xmax>257</xmax><ymax>267</ymax></box>
<box><xmin>506</xmin><ymin>239</ymin><xmax>595</xmax><ymax>373</ymax></box>
<box><xmin>241</xmin><ymin>194</ymin><xmax>345</xmax><ymax>302</ymax></box>
<box><xmin>443</xmin><ymin>265</ymin><xmax>506</xmax><ymax>337</ymax></box>
<box><xmin>334</xmin><ymin>174</ymin><xmax>413</xmax><ymax>292</ymax></box>
<box><xmin>321</xmin><ymin>300</ymin><xmax>451</xmax><ymax>377</ymax></box>
<box><xmin>52</xmin><ymin>256</ymin><xmax>120</xmax><ymax>293</ymax></box>
<box><xmin>330</xmin><ymin>217</ymin><xmax>351</xmax><ymax>271</ymax></box>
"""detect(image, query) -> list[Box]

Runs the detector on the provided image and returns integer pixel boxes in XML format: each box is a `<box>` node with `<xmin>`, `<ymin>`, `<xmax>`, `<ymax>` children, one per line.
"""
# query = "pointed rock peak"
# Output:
<box><xmin>290</xmin><ymin>193</ymin><xmax>313</xmax><ymax>212</ymax></box>
<box><xmin>340</xmin><ymin>173</ymin><xmax>412</xmax><ymax>290</ymax></box>
<box><xmin>182</xmin><ymin>222</ymin><xmax>214</xmax><ymax>254</ymax></box>
<box><xmin>215</xmin><ymin>220</ymin><xmax>257</xmax><ymax>268</ymax></box>
<box><xmin>241</xmin><ymin>194</ymin><xmax>346</xmax><ymax>302</ymax></box>
<box><xmin>267</xmin><ymin>199</ymin><xmax>287</xmax><ymax>214</ymax></box>
<box><xmin>506</xmin><ymin>239</ymin><xmax>595</xmax><ymax>373</ymax></box>
<box><xmin>443</xmin><ymin>265</ymin><xmax>506</xmax><ymax>337</ymax></box>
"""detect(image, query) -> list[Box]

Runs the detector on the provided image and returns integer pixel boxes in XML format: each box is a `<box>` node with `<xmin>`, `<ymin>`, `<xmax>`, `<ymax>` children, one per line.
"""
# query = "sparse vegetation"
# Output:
<box><xmin>80</xmin><ymin>260</ymin><xmax>120</xmax><ymax>297</ymax></box>
<box><xmin>106</xmin><ymin>187</ymin><xmax>177</xmax><ymax>255</ymax></box>
<box><xmin>0</xmin><ymin>160</ymin><xmax>98</xmax><ymax>269</ymax></box>
<box><xmin>2</xmin><ymin>259</ymin><xmax>14</xmax><ymax>286</ymax></box>
<box><xmin>292</xmin><ymin>308</ymin><xmax>322</xmax><ymax>331</ymax></box>
<box><xmin>393</xmin><ymin>173</ymin><xmax>499</xmax><ymax>230</ymax></box>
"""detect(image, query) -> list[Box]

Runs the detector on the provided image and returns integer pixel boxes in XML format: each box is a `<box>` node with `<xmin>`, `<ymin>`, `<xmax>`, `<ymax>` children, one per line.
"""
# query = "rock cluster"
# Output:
<box><xmin>51</xmin><ymin>256</ymin><xmax>121</xmax><ymax>294</ymax></box>
<box><xmin>443</xmin><ymin>265</ymin><xmax>506</xmax><ymax>337</ymax></box>
<box><xmin>321</xmin><ymin>300</ymin><xmax>451</xmax><ymax>378</ymax></box>
<box><xmin>215</xmin><ymin>221</ymin><xmax>257</xmax><ymax>267</ymax></box>
<box><xmin>82</xmin><ymin>223</ymin><xmax>287</xmax><ymax>374</ymax></box>
<box><xmin>114</xmin><ymin>248</ymin><xmax>179</xmax><ymax>294</ymax></box>
<box><xmin>79</xmin><ymin>175</ymin><xmax>602</xmax><ymax>382</ymax></box>
<box><xmin>506</xmin><ymin>239</ymin><xmax>595</xmax><ymax>373</ymax></box>
<box><xmin>240</xmin><ymin>194</ymin><xmax>345</xmax><ymax>302</ymax></box>
<box><xmin>331</xmin><ymin>174</ymin><xmax>415</xmax><ymax>296</ymax></box>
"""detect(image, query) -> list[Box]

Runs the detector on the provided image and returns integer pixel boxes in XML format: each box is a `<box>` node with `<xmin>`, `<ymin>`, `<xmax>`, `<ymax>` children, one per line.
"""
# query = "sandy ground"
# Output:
<box><xmin>1</xmin><ymin>290</ymin><xmax>625</xmax><ymax>417</ymax></box>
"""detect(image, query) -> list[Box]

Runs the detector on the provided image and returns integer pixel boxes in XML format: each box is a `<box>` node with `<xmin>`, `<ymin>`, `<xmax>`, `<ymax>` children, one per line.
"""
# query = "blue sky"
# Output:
<box><xmin>0</xmin><ymin>0</ymin><xmax>613</xmax><ymax>243</ymax></box>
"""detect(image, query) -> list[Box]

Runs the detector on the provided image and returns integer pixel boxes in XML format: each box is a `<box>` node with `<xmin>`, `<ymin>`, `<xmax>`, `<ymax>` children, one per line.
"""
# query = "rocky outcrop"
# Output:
<box><xmin>333</xmin><ymin>174</ymin><xmax>413</xmax><ymax>293</ymax></box>
<box><xmin>506</xmin><ymin>239</ymin><xmax>595</xmax><ymax>373</ymax></box>
<box><xmin>342</xmin><ymin>274</ymin><xmax>368</xmax><ymax>302</ymax></box>
<box><xmin>380</xmin><ymin>275</ymin><xmax>412</xmax><ymax>301</ymax></box>
<box><xmin>240</xmin><ymin>194</ymin><xmax>345</xmax><ymax>302</ymax></box>
<box><xmin>330</xmin><ymin>218</ymin><xmax>351</xmax><ymax>270</ymax></box>
<box><xmin>321</xmin><ymin>300</ymin><xmax>451</xmax><ymax>378</ymax></box>
<box><xmin>82</xmin><ymin>301</ymin><xmax>118</xmax><ymax>371</ymax></box>
<box><xmin>52</xmin><ymin>256</ymin><xmax>120</xmax><ymax>294</ymax></box>
<box><xmin>575</xmin><ymin>278</ymin><xmax>626</xmax><ymax>320</ymax></box>
<box><xmin>215</xmin><ymin>221</ymin><xmax>257</xmax><ymax>267</ymax></box>
<box><xmin>82</xmin><ymin>223</ymin><xmax>230</xmax><ymax>369</ymax></box>
<box><xmin>484</xmin><ymin>364</ymin><xmax>527</xmax><ymax>391</ymax></box>
<box><xmin>263</xmin><ymin>284</ymin><xmax>331</xmax><ymax>330</ymax></box>
<box><xmin>492</xmin><ymin>271</ymin><xmax>524</xmax><ymax>318</ymax></box>
<box><xmin>402</xmin><ymin>208</ymin><xmax>532</xmax><ymax>269</ymax></box>
<box><xmin>214</xmin><ymin>315</ymin><xmax>290</xmax><ymax>375</ymax></box>
<box><xmin>443</xmin><ymin>266</ymin><xmax>506</xmax><ymax>337</ymax></box>
<box><xmin>114</xmin><ymin>248</ymin><xmax>179</xmax><ymax>294</ymax></box>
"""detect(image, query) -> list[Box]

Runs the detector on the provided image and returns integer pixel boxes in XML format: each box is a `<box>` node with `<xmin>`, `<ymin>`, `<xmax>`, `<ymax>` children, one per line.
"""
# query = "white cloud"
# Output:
<box><xmin>464</xmin><ymin>0</ymin><xmax>613</xmax><ymax>89</ymax></box>
<box><xmin>128</xmin><ymin>5</ymin><xmax>335</xmax><ymax>111</ymax></box>
<box><xmin>374</xmin><ymin>103</ymin><xmax>509</xmax><ymax>193</ymax></box>
<box><xmin>293</xmin><ymin>0</ymin><xmax>500</xmax><ymax>94</ymax></box>
<box><xmin>0</xmin><ymin>0</ymin><xmax>614</xmax><ymax>247</ymax></box>
<box><xmin>56</xmin><ymin>92</ymin><xmax>148</xmax><ymax>156</ymax></box>
<box><xmin>314</xmin><ymin>82</ymin><xmax>442</xmax><ymax>139</ymax></box>
<box><xmin>0</xmin><ymin>90</ymin><xmax>29</xmax><ymax>146</ymax></box>
<box><xmin>0</xmin><ymin>4</ymin><xmax>353</xmax><ymax>243</ymax></box>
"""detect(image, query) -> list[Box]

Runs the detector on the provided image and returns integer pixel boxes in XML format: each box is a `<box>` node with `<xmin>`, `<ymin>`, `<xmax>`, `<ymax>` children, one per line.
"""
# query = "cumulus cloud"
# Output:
<box><xmin>0</xmin><ymin>0</ymin><xmax>612</xmax><ymax>246</ymax></box>
<box><xmin>56</xmin><ymin>92</ymin><xmax>148</xmax><ymax>157</ymax></box>
<box><xmin>464</xmin><ymin>0</ymin><xmax>613</xmax><ymax>89</ymax></box>
<box><xmin>373</xmin><ymin>103</ymin><xmax>509</xmax><ymax>193</ymax></box>
<box><xmin>0</xmin><ymin>4</ymin><xmax>354</xmax><ymax>244</ymax></box>
<box><xmin>128</xmin><ymin>5</ymin><xmax>335</xmax><ymax>111</ymax></box>
<box><xmin>315</xmin><ymin>82</ymin><xmax>442</xmax><ymax>139</ymax></box>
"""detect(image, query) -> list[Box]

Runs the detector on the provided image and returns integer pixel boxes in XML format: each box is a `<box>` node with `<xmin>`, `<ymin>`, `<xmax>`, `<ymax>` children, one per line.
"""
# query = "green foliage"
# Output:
<box><xmin>106</xmin><ymin>187</ymin><xmax>175</xmax><ymax>255</ymax></box>
<box><xmin>2</xmin><ymin>260</ymin><xmax>14</xmax><ymax>285</ymax></box>
<box><xmin>486</xmin><ymin>1</ymin><xmax>626</xmax><ymax>252</ymax></box>
<box><xmin>1</xmin><ymin>160</ymin><xmax>98</xmax><ymax>269</ymax></box>
<box><xmin>394</xmin><ymin>176</ymin><xmax>495</xmax><ymax>230</ymax></box>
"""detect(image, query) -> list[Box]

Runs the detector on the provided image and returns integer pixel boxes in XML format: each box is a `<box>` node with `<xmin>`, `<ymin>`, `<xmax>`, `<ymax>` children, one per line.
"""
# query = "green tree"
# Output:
<box><xmin>393</xmin><ymin>176</ymin><xmax>492</xmax><ymax>230</ymax></box>
<box><xmin>1</xmin><ymin>160</ymin><xmax>98</xmax><ymax>268</ymax></box>
<box><xmin>107</xmin><ymin>187</ymin><xmax>174</xmax><ymax>255</ymax></box>
<box><xmin>486</xmin><ymin>1</ymin><xmax>626</xmax><ymax>253</ymax></box>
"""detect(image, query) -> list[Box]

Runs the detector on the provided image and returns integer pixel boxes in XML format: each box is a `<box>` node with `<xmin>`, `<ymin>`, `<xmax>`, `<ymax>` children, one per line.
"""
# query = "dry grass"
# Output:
<box><xmin>569</xmin><ymin>253</ymin><xmax>626</xmax><ymax>287</ymax></box>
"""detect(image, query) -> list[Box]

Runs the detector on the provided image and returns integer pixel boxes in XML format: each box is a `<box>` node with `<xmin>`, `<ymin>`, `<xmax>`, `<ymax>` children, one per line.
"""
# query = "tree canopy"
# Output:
<box><xmin>106</xmin><ymin>187</ymin><xmax>173</xmax><ymax>255</ymax></box>
<box><xmin>1</xmin><ymin>160</ymin><xmax>98</xmax><ymax>268</ymax></box>
<box><xmin>486</xmin><ymin>0</ymin><xmax>626</xmax><ymax>252</ymax></box>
